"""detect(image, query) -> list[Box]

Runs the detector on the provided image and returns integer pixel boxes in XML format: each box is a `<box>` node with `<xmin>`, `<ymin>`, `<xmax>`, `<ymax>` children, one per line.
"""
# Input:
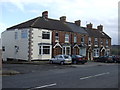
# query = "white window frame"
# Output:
<box><xmin>93</xmin><ymin>49</ymin><xmax>99</xmax><ymax>57</ymax></box>
<box><xmin>74</xmin><ymin>35</ymin><xmax>77</xmax><ymax>43</ymax></box>
<box><xmin>88</xmin><ymin>37</ymin><xmax>91</xmax><ymax>45</ymax></box>
<box><xmin>42</xmin><ymin>31</ymin><xmax>50</xmax><ymax>39</ymax></box>
<box><xmin>94</xmin><ymin>38</ymin><xmax>98</xmax><ymax>45</ymax></box>
<box><xmin>62</xmin><ymin>46</ymin><xmax>71</xmax><ymax>55</ymax></box>
<box><xmin>106</xmin><ymin>39</ymin><xmax>108</xmax><ymax>45</ymax></box>
<box><xmin>21</xmin><ymin>30</ymin><xmax>27</xmax><ymax>38</ymax></box>
<box><xmin>81</xmin><ymin>36</ymin><xmax>84</xmax><ymax>43</ymax></box>
<box><xmin>55</xmin><ymin>32</ymin><xmax>59</xmax><ymax>41</ymax></box>
<box><xmin>101</xmin><ymin>39</ymin><xmax>103</xmax><ymax>45</ymax></box>
<box><xmin>39</xmin><ymin>45</ymin><xmax>51</xmax><ymax>55</ymax></box>
<box><xmin>65</xmin><ymin>34</ymin><xmax>69</xmax><ymax>43</ymax></box>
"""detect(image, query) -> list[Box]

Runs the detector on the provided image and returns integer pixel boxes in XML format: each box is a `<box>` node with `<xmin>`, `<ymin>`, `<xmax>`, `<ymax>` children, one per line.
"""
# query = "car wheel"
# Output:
<box><xmin>60</xmin><ymin>61</ymin><xmax>64</xmax><ymax>65</ymax></box>
<box><xmin>49</xmin><ymin>60</ymin><xmax>53</xmax><ymax>64</ymax></box>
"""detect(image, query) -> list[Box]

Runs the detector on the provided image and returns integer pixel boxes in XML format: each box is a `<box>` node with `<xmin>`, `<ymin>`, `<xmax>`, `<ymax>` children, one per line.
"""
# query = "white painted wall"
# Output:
<box><xmin>32</xmin><ymin>28</ymin><xmax>52</xmax><ymax>60</ymax></box>
<box><xmin>1</xmin><ymin>28</ymin><xmax>29</xmax><ymax>61</ymax></box>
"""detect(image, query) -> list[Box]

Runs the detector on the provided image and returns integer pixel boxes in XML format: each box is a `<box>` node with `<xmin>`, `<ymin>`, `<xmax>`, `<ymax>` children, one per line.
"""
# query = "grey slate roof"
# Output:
<box><xmin>82</xmin><ymin>27</ymin><xmax>111</xmax><ymax>39</ymax></box>
<box><xmin>66</xmin><ymin>22</ymin><xmax>88</xmax><ymax>35</ymax></box>
<box><xmin>6</xmin><ymin>16</ymin><xmax>111</xmax><ymax>39</ymax></box>
<box><xmin>7</xmin><ymin>17</ymin><xmax>72</xmax><ymax>32</ymax></box>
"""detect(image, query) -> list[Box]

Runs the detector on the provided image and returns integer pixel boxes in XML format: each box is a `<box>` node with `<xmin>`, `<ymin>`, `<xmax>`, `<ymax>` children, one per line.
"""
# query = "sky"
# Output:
<box><xmin>0</xmin><ymin>0</ymin><xmax>119</xmax><ymax>45</ymax></box>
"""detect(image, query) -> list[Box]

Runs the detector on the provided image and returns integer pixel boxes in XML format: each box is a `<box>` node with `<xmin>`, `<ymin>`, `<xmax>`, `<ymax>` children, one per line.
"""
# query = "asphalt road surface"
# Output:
<box><xmin>2</xmin><ymin>63</ymin><xmax>119</xmax><ymax>89</ymax></box>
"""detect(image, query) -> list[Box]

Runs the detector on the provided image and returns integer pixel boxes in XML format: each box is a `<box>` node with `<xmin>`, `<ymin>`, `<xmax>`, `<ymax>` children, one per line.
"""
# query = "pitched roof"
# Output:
<box><xmin>66</xmin><ymin>22</ymin><xmax>88</xmax><ymax>35</ymax></box>
<box><xmin>82</xmin><ymin>27</ymin><xmax>111</xmax><ymax>39</ymax></box>
<box><xmin>7</xmin><ymin>17</ymin><xmax>72</xmax><ymax>32</ymax></box>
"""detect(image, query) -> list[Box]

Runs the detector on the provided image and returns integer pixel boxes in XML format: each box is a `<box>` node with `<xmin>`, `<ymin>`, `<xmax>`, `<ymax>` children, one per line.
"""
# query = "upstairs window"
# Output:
<box><xmin>94</xmin><ymin>38</ymin><xmax>98</xmax><ymax>45</ymax></box>
<box><xmin>88</xmin><ymin>37</ymin><xmax>91</xmax><ymax>45</ymax></box>
<box><xmin>101</xmin><ymin>39</ymin><xmax>103</xmax><ymax>45</ymax></box>
<box><xmin>55</xmin><ymin>32</ymin><xmax>59</xmax><ymax>41</ymax></box>
<box><xmin>2</xmin><ymin>46</ymin><xmax>5</xmax><ymax>51</ymax></box>
<box><xmin>21</xmin><ymin>30</ymin><xmax>27</xmax><ymax>38</ymax></box>
<box><xmin>74</xmin><ymin>35</ymin><xmax>77</xmax><ymax>43</ymax></box>
<box><xmin>42</xmin><ymin>31</ymin><xmax>50</xmax><ymax>39</ymax></box>
<box><xmin>81</xmin><ymin>36</ymin><xmax>84</xmax><ymax>43</ymax></box>
<box><xmin>106</xmin><ymin>39</ymin><xmax>108</xmax><ymax>45</ymax></box>
<box><xmin>65</xmin><ymin>34</ymin><xmax>69</xmax><ymax>43</ymax></box>
<box><xmin>15</xmin><ymin>32</ymin><xmax>18</xmax><ymax>40</ymax></box>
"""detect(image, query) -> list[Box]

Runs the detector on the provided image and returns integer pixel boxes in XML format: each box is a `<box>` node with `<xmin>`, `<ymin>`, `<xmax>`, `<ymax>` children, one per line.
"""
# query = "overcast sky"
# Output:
<box><xmin>0</xmin><ymin>0</ymin><xmax>118</xmax><ymax>45</ymax></box>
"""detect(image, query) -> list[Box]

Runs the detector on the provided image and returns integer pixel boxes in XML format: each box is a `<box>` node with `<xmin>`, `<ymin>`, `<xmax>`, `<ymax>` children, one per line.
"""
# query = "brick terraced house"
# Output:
<box><xmin>2</xmin><ymin>11</ymin><xmax>111</xmax><ymax>61</ymax></box>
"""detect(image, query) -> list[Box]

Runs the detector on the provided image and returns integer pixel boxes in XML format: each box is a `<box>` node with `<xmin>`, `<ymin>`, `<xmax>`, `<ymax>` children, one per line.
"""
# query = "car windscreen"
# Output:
<box><xmin>76</xmin><ymin>55</ymin><xmax>82</xmax><ymax>58</ymax></box>
<box><xmin>64</xmin><ymin>55</ymin><xmax>70</xmax><ymax>59</ymax></box>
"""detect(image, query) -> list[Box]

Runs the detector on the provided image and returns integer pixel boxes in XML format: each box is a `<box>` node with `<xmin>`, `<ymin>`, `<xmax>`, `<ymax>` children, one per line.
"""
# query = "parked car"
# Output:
<box><xmin>71</xmin><ymin>55</ymin><xmax>87</xmax><ymax>64</ymax></box>
<box><xmin>93</xmin><ymin>56</ymin><xmax>114</xmax><ymax>63</ymax></box>
<box><xmin>49</xmin><ymin>55</ymin><xmax>72</xmax><ymax>65</ymax></box>
<box><xmin>113</xmin><ymin>55</ymin><xmax>120</xmax><ymax>63</ymax></box>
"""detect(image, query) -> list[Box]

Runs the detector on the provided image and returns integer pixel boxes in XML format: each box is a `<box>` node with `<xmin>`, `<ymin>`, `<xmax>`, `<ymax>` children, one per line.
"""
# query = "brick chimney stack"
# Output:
<box><xmin>87</xmin><ymin>23</ymin><xmax>93</xmax><ymax>29</ymax></box>
<box><xmin>75</xmin><ymin>20</ymin><xmax>81</xmax><ymax>26</ymax></box>
<box><xmin>42</xmin><ymin>11</ymin><xmax>48</xmax><ymax>19</ymax></box>
<box><xmin>60</xmin><ymin>16</ymin><xmax>66</xmax><ymax>22</ymax></box>
<box><xmin>97</xmin><ymin>24</ymin><xmax>103</xmax><ymax>32</ymax></box>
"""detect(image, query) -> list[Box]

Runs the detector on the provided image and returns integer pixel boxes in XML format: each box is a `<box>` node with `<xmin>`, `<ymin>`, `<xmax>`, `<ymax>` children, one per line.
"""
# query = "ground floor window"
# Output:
<box><xmin>63</xmin><ymin>46</ymin><xmax>71</xmax><ymax>55</ymax></box>
<box><xmin>39</xmin><ymin>45</ymin><xmax>50</xmax><ymax>55</ymax></box>
<box><xmin>106</xmin><ymin>50</ymin><xmax>110</xmax><ymax>56</ymax></box>
<box><xmin>93</xmin><ymin>49</ymin><xmax>99</xmax><ymax>57</ymax></box>
<box><xmin>80</xmin><ymin>48</ymin><xmax>86</xmax><ymax>56</ymax></box>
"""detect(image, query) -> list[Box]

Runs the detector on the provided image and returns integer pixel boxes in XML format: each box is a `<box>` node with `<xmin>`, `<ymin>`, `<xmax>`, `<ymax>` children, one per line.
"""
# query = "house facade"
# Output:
<box><xmin>2</xmin><ymin>11</ymin><xmax>111</xmax><ymax>61</ymax></box>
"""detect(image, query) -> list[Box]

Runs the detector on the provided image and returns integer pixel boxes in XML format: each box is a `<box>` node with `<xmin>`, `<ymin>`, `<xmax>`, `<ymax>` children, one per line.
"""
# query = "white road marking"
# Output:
<box><xmin>80</xmin><ymin>72</ymin><xmax>110</xmax><ymax>80</ymax></box>
<box><xmin>29</xmin><ymin>83</ymin><xmax>56</xmax><ymax>90</ymax></box>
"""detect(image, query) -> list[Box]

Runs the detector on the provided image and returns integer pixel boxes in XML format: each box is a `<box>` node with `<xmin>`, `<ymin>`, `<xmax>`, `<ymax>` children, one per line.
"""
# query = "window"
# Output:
<box><xmin>43</xmin><ymin>46</ymin><xmax>50</xmax><ymax>54</ymax></box>
<box><xmin>39</xmin><ymin>46</ymin><xmax>41</xmax><ymax>55</ymax></box>
<box><xmin>2</xmin><ymin>46</ymin><xmax>5</xmax><ymax>51</ymax></box>
<box><xmin>106</xmin><ymin>39</ymin><xmax>108</xmax><ymax>45</ymax></box>
<box><xmin>74</xmin><ymin>35</ymin><xmax>77</xmax><ymax>43</ymax></box>
<box><xmin>66</xmin><ymin>47</ymin><xmax>70</xmax><ymax>55</ymax></box>
<box><xmin>94</xmin><ymin>49</ymin><xmax>99</xmax><ymax>57</ymax></box>
<box><xmin>80</xmin><ymin>48</ymin><xmax>86</xmax><ymax>56</ymax></box>
<box><xmin>42</xmin><ymin>31</ymin><xmax>50</xmax><ymax>39</ymax></box>
<box><xmin>101</xmin><ymin>39</ymin><xmax>103</xmax><ymax>45</ymax></box>
<box><xmin>21</xmin><ymin>30</ymin><xmax>27</xmax><ymax>38</ymax></box>
<box><xmin>15</xmin><ymin>32</ymin><xmax>18</xmax><ymax>40</ymax></box>
<box><xmin>81</xmin><ymin>37</ymin><xmax>84</xmax><ymax>43</ymax></box>
<box><xmin>39</xmin><ymin>46</ymin><xmax>50</xmax><ymax>55</ymax></box>
<box><xmin>88</xmin><ymin>37</ymin><xmax>91</xmax><ymax>45</ymax></box>
<box><xmin>65</xmin><ymin>34</ymin><xmax>69</xmax><ymax>42</ymax></box>
<box><xmin>58</xmin><ymin>56</ymin><xmax>63</xmax><ymax>58</ymax></box>
<box><xmin>55</xmin><ymin>32</ymin><xmax>59</xmax><ymax>41</ymax></box>
<box><xmin>63</xmin><ymin>47</ymin><xmax>70</xmax><ymax>55</ymax></box>
<box><xmin>94</xmin><ymin>38</ymin><xmax>98</xmax><ymax>45</ymax></box>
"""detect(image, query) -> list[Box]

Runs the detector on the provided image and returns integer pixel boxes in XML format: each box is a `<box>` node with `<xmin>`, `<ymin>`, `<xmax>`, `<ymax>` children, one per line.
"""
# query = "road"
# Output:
<box><xmin>2</xmin><ymin>62</ymin><xmax>119</xmax><ymax>89</ymax></box>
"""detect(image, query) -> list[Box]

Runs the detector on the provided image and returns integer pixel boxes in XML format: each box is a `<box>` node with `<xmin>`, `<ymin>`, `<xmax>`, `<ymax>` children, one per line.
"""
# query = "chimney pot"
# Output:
<box><xmin>75</xmin><ymin>20</ymin><xmax>81</xmax><ymax>26</ymax></box>
<box><xmin>97</xmin><ymin>24</ymin><xmax>103</xmax><ymax>32</ymax></box>
<box><xmin>42</xmin><ymin>11</ymin><xmax>48</xmax><ymax>19</ymax></box>
<box><xmin>87</xmin><ymin>23</ymin><xmax>93</xmax><ymax>29</ymax></box>
<box><xmin>60</xmin><ymin>16</ymin><xmax>66</xmax><ymax>22</ymax></box>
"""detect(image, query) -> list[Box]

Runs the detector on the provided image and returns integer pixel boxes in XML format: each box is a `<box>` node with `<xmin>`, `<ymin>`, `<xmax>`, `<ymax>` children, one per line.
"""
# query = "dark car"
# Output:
<box><xmin>113</xmin><ymin>55</ymin><xmax>120</xmax><ymax>63</ymax></box>
<box><xmin>71</xmin><ymin>55</ymin><xmax>87</xmax><ymax>64</ymax></box>
<box><xmin>94</xmin><ymin>56</ymin><xmax>114</xmax><ymax>63</ymax></box>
